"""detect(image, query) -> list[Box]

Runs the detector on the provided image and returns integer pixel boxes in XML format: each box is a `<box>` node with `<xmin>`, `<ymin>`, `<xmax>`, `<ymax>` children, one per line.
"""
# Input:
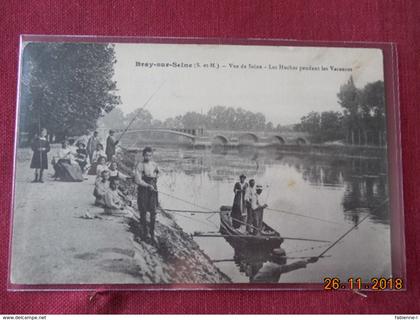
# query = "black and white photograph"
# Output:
<box><xmin>10</xmin><ymin>38</ymin><xmax>396</xmax><ymax>286</ymax></box>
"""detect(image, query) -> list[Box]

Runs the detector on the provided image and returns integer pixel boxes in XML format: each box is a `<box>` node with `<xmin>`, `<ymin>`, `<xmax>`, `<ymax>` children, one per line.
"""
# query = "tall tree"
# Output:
<box><xmin>337</xmin><ymin>76</ymin><xmax>362</xmax><ymax>144</ymax></box>
<box><xmin>359</xmin><ymin>81</ymin><xmax>386</xmax><ymax>145</ymax></box>
<box><xmin>19</xmin><ymin>42</ymin><xmax>120</xmax><ymax>140</ymax></box>
<box><xmin>319</xmin><ymin>111</ymin><xmax>345</xmax><ymax>142</ymax></box>
<box><xmin>294</xmin><ymin>111</ymin><xmax>344</xmax><ymax>143</ymax></box>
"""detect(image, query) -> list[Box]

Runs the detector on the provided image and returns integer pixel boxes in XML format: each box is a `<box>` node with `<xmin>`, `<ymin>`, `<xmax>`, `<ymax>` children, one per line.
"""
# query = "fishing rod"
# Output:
<box><xmin>317</xmin><ymin>200</ymin><xmax>389</xmax><ymax>258</ymax></box>
<box><xmin>192</xmin><ymin>232</ymin><xmax>331</xmax><ymax>243</ymax></box>
<box><xmin>116</xmin><ymin>81</ymin><xmax>166</xmax><ymax>144</ymax></box>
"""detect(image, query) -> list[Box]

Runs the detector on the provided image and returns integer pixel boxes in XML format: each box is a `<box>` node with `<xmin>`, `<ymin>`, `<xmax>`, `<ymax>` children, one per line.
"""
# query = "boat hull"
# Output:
<box><xmin>219</xmin><ymin>206</ymin><xmax>283</xmax><ymax>249</ymax></box>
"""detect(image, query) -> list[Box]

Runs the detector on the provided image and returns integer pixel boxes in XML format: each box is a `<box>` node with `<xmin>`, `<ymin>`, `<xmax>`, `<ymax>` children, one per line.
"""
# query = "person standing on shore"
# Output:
<box><xmin>134</xmin><ymin>146</ymin><xmax>159</xmax><ymax>243</ymax></box>
<box><xmin>87</xmin><ymin>131</ymin><xmax>100</xmax><ymax>163</ymax></box>
<box><xmin>30</xmin><ymin>128</ymin><xmax>50</xmax><ymax>183</ymax></box>
<box><xmin>105</xmin><ymin>130</ymin><xmax>119</xmax><ymax>162</ymax></box>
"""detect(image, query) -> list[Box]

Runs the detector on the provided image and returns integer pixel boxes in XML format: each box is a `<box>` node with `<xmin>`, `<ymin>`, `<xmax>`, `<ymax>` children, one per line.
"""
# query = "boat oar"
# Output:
<box><xmin>192</xmin><ymin>232</ymin><xmax>331</xmax><ymax>243</ymax></box>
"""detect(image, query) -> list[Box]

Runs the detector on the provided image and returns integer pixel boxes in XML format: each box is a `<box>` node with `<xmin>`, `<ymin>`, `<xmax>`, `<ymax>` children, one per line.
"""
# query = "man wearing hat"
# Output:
<box><xmin>231</xmin><ymin>174</ymin><xmax>248</xmax><ymax>229</ymax></box>
<box><xmin>251</xmin><ymin>184</ymin><xmax>268</xmax><ymax>235</ymax></box>
<box><xmin>105</xmin><ymin>129</ymin><xmax>119</xmax><ymax>162</ymax></box>
<box><xmin>245</xmin><ymin>178</ymin><xmax>256</xmax><ymax>233</ymax></box>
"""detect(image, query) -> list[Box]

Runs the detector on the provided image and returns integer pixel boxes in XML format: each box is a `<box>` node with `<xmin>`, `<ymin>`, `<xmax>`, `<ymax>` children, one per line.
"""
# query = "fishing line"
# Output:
<box><xmin>159</xmin><ymin>189</ymin><xmax>217</xmax><ymax>212</ymax></box>
<box><xmin>285</xmin><ymin>243</ymin><xmax>331</xmax><ymax>255</ymax></box>
<box><xmin>265</xmin><ymin>207</ymin><xmax>345</xmax><ymax>226</ymax></box>
<box><xmin>317</xmin><ymin>199</ymin><xmax>389</xmax><ymax>258</ymax></box>
<box><xmin>164</xmin><ymin>208</ymin><xmax>219</xmax><ymax>214</ymax></box>
<box><xmin>162</xmin><ymin>208</ymin><xmax>218</xmax><ymax>228</ymax></box>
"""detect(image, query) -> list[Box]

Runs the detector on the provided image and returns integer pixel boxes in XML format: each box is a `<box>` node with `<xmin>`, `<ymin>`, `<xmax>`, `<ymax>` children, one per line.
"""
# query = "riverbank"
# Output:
<box><xmin>10</xmin><ymin>147</ymin><xmax>230</xmax><ymax>285</ymax></box>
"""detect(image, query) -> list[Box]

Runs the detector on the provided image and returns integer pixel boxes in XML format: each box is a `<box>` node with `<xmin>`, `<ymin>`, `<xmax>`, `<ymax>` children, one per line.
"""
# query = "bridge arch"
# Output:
<box><xmin>269</xmin><ymin>135</ymin><xmax>286</xmax><ymax>145</ymax></box>
<box><xmin>212</xmin><ymin>135</ymin><xmax>229</xmax><ymax>145</ymax></box>
<box><xmin>296</xmin><ymin>137</ymin><xmax>308</xmax><ymax>145</ymax></box>
<box><xmin>238</xmin><ymin>133</ymin><xmax>259</xmax><ymax>145</ymax></box>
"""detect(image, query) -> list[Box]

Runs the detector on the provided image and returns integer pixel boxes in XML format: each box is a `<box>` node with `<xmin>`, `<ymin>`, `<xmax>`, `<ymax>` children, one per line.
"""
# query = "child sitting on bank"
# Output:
<box><xmin>95</xmin><ymin>156</ymin><xmax>108</xmax><ymax>182</ymax></box>
<box><xmin>93</xmin><ymin>170</ymin><xmax>110</xmax><ymax>207</ymax></box>
<box><xmin>104</xmin><ymin>179</ymin><xmax>136</xmax><ymax>217</ymax></box>
<box><xmin>88</xmin><ymin>143</ymin><xmax>106</xmax><ymax>175</ymax></box>
<box><xmin>108</xmin><ymin>161</ymin><xmax>128</xmax><ymax>182</ymax></box>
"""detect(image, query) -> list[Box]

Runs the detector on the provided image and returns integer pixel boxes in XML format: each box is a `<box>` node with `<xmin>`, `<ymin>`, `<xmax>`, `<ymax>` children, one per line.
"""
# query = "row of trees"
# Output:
<box><xmin>294</xmin><ymin>77</ymin><xmax>386</xmax><ymax>145</ymax></box>
<box><xmin>101</xmin><ymin>105</ymin><xmax>289</xmax><ymax>132</ymax></box>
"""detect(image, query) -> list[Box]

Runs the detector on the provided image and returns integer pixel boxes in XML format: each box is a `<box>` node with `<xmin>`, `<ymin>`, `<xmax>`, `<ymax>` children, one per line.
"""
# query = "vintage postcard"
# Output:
<box><xmin>10</xmin><ymin>37</ymin><xmax>403</xmax><ymax>289</ymax></box>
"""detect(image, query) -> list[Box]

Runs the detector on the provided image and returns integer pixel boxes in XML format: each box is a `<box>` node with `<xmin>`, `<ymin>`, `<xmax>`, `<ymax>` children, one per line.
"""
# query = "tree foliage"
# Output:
<box><xmin>19</xmin><ymin>42</ymin><xmax>120</xmax><ymax>139</ymax></box>
<box><xmin>295</xmin><ymin>77</ymin><xmax>386</xmax><ymax>145</ymax></box>
<box><xmin>110</xmin><ymin>105</ymin><xmax>280</xmax><ymax>132</ymax></box>
<box><xmin>294</xmin><ymin>111</ymin><xmax>344</xmax><ymax>143</ymax></box>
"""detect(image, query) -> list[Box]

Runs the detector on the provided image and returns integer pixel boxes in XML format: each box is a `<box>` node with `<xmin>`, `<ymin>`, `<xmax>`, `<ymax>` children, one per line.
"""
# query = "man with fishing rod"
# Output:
<box><xmin>115</xmin><ymin>82</ymin><xmax>165</xmax><ymax>244</ymax></box>
<box><xmin>134</xmin><ymin>146</ymin><xmax>160</xmax><ymax>244</ymax></box>
<box><xmin>105</xmin><ymin>130</ymin><xmax>119</xmax><ymax>162</ymax></box>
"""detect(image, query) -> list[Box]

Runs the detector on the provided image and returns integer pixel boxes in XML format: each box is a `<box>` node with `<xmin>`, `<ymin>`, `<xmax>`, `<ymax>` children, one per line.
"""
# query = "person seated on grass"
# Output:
<box><xmin>108</xmin><ymin>161</ymin><xmax>128</xmax><ymax>183</ymax></box>
<box><xmin>52</xmin><ymin>140</ymin><xmax>83</xmax><ymax>182</ymax></box>
<box><xmin>93</xmin><ymin>170</ymin><xmax>110</xmax><ymax>207</ymax></box>
<box><xmin>88</xmin><ymin>143</ymin><xmax>106</xmax><ymax>175</ymax></box>
<box><xmin>104</xmin><ymin>178</ymin><xmax>136</xmax><ymax>217</ymax></box>
<box><xmin>95</xmin><ymin>156</ymin><xmax>109</xmax><ymax>182</ymax></box>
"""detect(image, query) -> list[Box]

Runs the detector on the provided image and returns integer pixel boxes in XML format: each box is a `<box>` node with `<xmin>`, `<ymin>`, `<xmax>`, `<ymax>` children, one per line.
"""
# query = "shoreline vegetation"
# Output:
<box><xmin>11</xmin><ymin>147</ymin><xmax>230</xmax><ymax>285</ymax></box>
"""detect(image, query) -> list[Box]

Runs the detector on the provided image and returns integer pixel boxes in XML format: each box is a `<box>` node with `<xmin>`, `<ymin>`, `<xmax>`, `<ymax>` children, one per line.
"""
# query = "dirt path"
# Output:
<box><xmin>10</xmin><ymin>147</ymin><xmax>229</xmax><ymax>285</ymax></box>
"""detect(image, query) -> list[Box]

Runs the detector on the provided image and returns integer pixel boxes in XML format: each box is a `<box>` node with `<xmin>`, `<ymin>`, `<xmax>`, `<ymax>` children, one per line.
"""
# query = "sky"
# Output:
<box><xmin>113</xmin><ymin>43</ymin><xmax>384</xmax><ymax>125</ymax></box>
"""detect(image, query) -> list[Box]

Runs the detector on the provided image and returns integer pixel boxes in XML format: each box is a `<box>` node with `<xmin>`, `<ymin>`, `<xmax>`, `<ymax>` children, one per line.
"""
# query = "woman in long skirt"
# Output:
<box><xmin>53</xmin><ymin>140</ymin><xmax>84</xmax><ymax>182</ymax></box>
<box><xmin>30</xmin><ymin>128</ymin><xmax>50</xmax><ymax>183</ymax></box>
<box><xmin>231</xmin><ymin>174</ymin><xmax>248</xmax><ymax>228</ymax></box>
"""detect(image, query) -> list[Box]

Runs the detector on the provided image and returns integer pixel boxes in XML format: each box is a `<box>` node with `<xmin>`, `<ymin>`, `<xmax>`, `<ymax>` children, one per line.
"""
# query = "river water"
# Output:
<box><xmin>127</xmin><ymin>146</ymin><xmax>391</xmax><ymax>284</ymax></box>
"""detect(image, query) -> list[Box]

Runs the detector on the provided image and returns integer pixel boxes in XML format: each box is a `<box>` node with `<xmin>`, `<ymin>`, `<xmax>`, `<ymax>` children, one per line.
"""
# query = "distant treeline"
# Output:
<box><xmin>294</xmin><ymin>77</ymin><xmax>386</xmax><ymax>146</ymax></box>
<box><xmin>101</xmin><ymin>105</ymin><xmax>292</xmax><ymax>132</ymax></box>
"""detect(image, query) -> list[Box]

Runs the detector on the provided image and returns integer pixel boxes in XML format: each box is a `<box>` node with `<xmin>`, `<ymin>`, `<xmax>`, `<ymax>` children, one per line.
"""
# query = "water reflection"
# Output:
<box><xmin>121</xmin><ymin>146</ymin><xmax>390</xmax><ymax>282</ymax></box>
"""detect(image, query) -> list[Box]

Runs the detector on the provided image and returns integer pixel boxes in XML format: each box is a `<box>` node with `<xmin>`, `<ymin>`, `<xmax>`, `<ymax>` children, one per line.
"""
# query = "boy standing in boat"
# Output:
<box><xmin>251</xmin><ymin>184</ymin><xmax>268</xmax><ymax>235</ymax></box>
<box><xmin>134</xmin><ymin>146</ymin><xmax>159</xmax><ymax>243</ymax></box>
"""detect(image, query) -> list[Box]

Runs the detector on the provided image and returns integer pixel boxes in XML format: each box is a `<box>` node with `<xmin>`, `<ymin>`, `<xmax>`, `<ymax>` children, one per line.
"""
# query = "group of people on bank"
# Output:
<box><xmin>30</xmin><ymin>128</ymin><xmax>267</xmax><ymax>243</ymax></box>
<box><xmin>30</xmin><ymin>128</ymin><xmax>160</xmax><ymax>244</ymax></box>
<box><xmin>232</xmin><ymin>174</ymin><xmax>268</xmax><ymax>235</ymax></box>
<box><xmin>91</xmin><ymin>145</ymin><xmax>159</xmax><ymax>243</ymax></box>
<box><xmin>30</xmin><ymin>129</ymin><xmax>120</xmax><ymax>183</ymax></box>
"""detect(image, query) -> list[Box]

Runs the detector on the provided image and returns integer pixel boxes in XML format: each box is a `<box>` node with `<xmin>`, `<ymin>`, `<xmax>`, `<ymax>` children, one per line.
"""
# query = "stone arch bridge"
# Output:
<box><xmin>114</xmin><ymin>128</ymin><xmax>310</xmax><ymax>147</ymax></box>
